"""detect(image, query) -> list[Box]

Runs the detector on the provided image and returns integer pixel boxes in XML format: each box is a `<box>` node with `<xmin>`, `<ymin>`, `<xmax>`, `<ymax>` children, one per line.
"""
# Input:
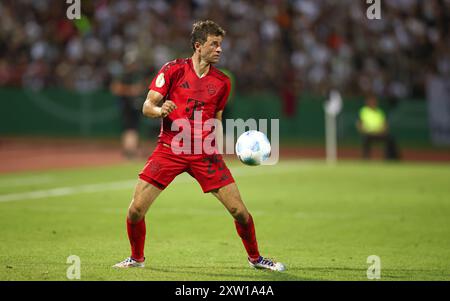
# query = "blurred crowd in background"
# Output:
<box><xmin>0</xmin><ymin>0</ymin><xmax>449</xmax><ymax>99</ymax></box>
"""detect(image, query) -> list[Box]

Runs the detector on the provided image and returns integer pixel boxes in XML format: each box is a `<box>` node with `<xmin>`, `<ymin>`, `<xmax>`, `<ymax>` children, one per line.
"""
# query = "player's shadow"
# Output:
<box><xmin>146</xmin><ymin>265</ymin><xmax>449</xmax><ymax>281</ymax></box>
<box><xmin>148</xmin><ymin>266</ymin><xmax>313</xmax><ymax>281</ymax></box>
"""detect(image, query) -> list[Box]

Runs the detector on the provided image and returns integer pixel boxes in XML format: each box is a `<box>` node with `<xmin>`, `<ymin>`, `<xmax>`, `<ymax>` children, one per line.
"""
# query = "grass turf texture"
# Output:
<box><xmin>0</xmin><ymin>160</ymin><xmax>449</xmax><ymax>281</ymax></box>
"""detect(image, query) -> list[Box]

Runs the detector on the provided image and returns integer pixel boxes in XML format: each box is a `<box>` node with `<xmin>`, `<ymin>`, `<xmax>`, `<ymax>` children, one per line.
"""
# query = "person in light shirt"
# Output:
<box><xmin>357</xmin><ymin>95</ymin><xmax>400</xmax><ymax>160</ymax></box>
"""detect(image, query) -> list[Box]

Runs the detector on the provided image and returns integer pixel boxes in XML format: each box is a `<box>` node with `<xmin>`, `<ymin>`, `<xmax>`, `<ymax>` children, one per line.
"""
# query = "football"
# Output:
<box><xmin>235</xmin><ymin>130</ymin><xmax>271</xmax><ymax>166</ymax></box>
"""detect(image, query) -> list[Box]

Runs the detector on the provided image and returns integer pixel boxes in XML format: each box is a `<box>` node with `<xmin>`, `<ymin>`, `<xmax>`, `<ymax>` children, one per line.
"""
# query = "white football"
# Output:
<box><xmin>235</xmin><ymin>130</ymin><xmax>271</xmax><ymax>166</ymax></box>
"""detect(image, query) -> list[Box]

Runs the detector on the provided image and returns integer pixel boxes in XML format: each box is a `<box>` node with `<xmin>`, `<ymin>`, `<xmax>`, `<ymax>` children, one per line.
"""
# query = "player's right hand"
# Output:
<box><xmin>160</xmin><ymin>100</ymin><xmax>177</xmax><ymax>118</ymax></box>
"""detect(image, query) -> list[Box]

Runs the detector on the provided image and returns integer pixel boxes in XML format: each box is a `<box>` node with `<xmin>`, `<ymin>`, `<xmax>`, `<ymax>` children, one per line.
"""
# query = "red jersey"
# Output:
<box><xmin>149</xmin><ymin>58</ymin><xmax>231</xmax><ymax>154</ymax></box>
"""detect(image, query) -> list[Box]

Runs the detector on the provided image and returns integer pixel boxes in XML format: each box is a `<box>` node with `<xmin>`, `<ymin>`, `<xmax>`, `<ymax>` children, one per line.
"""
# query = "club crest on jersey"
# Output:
<box><xmin>156</xmin><ymin>73</ymin><xmax>165</xmax><ymax>88</ymax></box>
<box><xmin>207</xmin><ymin>84</ymin><xmax>216</xmax><ymax>95</ymax></box>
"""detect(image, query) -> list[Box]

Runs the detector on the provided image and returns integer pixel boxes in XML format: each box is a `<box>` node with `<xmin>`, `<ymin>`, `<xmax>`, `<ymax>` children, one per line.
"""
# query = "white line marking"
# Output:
<box><xmin>0</xmin><ymin>180</ymin><xmax>136</xmax><ymax>203</ymax></box>
<box><xmin>0</xmin><ymin>162</ymin><xmax>308</xmax><ymax>203</ymax></box>
<box><xmin>0</xmin><ymin>175</ymin><xmax>54</xmax><ymax>188</ymax></box>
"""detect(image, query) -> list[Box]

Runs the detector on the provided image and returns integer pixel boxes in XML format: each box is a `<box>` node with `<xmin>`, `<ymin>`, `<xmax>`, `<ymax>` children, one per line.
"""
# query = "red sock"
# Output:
<box><xmin>234</xmin><ymin>214</ymin><xmax>260</xmax><ymax>261</ymax></box>
<box><xmin>126</xmin><ymin>218</ymin><xmax>146</xmax><ymax>262</ymax></box>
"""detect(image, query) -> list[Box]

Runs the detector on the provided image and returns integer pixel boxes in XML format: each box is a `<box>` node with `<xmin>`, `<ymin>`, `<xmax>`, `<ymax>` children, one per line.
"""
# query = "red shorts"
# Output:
<box><xmin>139</xmin><ymin>143</ymin><xmax>235</xmax><ymax>193</ymax></box>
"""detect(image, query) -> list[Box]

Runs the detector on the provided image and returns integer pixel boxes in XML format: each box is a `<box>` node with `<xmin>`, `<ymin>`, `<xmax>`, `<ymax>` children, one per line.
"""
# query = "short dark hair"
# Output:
<box><xmin>365</xmin><ymin>93</ymin><xmax>378</xmax><ymax>101</ymax></box>
<box><xmin>190</xmin><ymin>20</ymin><xmax>226</xmax><ymax>51</ymax></box>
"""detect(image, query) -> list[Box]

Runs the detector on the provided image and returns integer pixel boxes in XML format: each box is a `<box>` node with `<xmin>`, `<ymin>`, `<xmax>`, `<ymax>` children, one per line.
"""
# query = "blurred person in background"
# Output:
<box><xmin>110</xmin><ymin>50</ymin><xmax>147</xmax><ymax>159</ymax></box>
<box><xmin>356</xmin><ymin>95</ymin><xmax>400</xmax><ymax>160</ymax></box>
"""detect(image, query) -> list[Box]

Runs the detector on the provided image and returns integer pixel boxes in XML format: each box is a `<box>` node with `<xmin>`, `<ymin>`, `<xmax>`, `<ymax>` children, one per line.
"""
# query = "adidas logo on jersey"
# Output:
<box><xmin>180</xmin><ymin>81</ymin><xmax>190</xmax><ymax>89</ymax></box>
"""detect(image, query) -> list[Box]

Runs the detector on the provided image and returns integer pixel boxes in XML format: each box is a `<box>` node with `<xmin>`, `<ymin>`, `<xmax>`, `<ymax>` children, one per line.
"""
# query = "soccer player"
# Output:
<box><xmin>113</xmin><ymin>20</ymin><xmax>285</xmax><ymax>271</ymax></box>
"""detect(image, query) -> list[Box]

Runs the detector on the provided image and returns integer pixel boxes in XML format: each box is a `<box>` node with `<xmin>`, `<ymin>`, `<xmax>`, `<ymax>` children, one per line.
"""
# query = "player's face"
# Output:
<box><xmin>199</xmin><ymin>35</ymin><xmax>223</xmax><ymax>64</ymax></box>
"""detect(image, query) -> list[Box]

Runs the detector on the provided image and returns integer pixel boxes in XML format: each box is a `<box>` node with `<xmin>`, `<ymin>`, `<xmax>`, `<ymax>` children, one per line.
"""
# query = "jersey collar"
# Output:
<box><xmin>188</xmin><ymin>58</ymin><xmax>211</xmax><ymax>79</ymax></box>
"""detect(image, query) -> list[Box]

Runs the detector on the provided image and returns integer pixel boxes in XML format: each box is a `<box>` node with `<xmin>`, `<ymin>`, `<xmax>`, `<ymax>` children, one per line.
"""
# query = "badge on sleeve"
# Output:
<box><xmin>156</xmin><ymin>73</ymin><xmax>165</xmax><ymax>88</ymax></box>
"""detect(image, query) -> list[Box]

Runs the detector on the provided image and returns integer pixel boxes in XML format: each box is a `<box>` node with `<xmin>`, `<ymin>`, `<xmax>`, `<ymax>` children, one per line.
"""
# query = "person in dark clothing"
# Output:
<box><xmin>110</xmin><ymin>51</ymin><xmax>147</xmax><ymax>159</ymax></box>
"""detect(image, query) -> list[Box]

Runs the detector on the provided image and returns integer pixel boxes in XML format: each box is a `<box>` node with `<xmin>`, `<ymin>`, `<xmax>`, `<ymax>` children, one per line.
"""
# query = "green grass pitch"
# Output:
<box><xmin>0</xmin><ymin>159</ymin><xmax>449</xmax><ymax>281</ymax></box>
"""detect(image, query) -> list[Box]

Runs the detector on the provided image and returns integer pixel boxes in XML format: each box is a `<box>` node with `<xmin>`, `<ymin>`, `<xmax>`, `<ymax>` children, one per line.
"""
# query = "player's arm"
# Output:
<box><xmin>142</xmin><ymin>90</ymin><xmax>177</xmax><ymax>118</ymax></box>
